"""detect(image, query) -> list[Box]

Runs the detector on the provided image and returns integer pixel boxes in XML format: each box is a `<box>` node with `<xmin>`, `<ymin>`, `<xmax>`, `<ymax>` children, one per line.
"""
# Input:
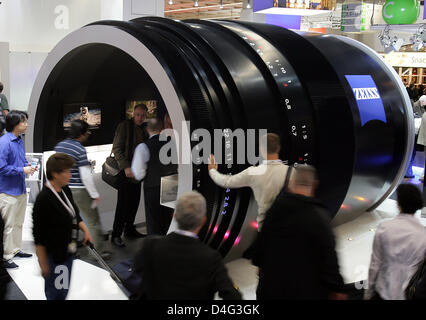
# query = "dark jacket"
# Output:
<box><xmin>144</xmin><ymin>135</ymin><xmax>178</xmax><ymax>188</ymax></box>
<box><xmin>253</xmin><ymin>191</ymin><xmax>345</xmax><ymax>300</ymax></box>
<box><xmin>133</xmin><ymin>233</ymin><xmax>242</xmax><ymax>300</ymax></box>
<box><xmin>112</xmin><ymin>119</ymin><xmax>148</xmax><ymax>171</ymax></box>
<box><xmin>32</xmin><ymin>186</ymin><xmax>83</xmax><ymax>263</ymax></box>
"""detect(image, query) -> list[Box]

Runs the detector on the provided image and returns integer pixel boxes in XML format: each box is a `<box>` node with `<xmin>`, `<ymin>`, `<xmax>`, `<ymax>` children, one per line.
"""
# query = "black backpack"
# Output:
<box><xmin>405</xmin><ymin>255</ymin><xmax>426</xmax><ymax>300</ymax></box>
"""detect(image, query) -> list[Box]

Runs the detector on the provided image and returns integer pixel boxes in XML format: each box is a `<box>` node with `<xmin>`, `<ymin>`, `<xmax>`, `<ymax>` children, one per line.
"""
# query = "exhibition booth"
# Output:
<box><xmin>26</xmin><ymin>17</ymin><xmax>413</xmax><ymax>260</ymax></box>
<box><xmin>0</xmin><ymin>0</ymin><xmax>425</xmax><ymax>302</ymax></box>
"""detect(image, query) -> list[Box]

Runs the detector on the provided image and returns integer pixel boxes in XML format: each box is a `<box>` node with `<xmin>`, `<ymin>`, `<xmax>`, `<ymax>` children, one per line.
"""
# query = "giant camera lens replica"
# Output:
<box><xmin>27</xmin><ymin>17</ymin><xmax>413</xmax><ymax>260</ymax></box>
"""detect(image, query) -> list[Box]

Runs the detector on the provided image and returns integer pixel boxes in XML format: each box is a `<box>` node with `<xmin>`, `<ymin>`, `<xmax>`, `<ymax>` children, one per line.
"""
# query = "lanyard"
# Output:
<box><xmin>46</xmin><ymin>180</ymin><xmax>76</xmax><ymax>218</ymax></box>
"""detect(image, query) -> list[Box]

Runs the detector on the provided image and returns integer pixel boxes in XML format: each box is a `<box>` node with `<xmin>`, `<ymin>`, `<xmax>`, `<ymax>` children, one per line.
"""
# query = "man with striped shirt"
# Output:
<box><xmin>55</xmin><ymin>120</ymin><xmax>111</xmax><ymax>259</ymax></box>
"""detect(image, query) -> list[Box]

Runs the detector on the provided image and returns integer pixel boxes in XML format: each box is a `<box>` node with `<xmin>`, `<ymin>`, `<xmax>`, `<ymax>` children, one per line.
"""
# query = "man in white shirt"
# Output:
<box><xmin>416</xmin><ymin>109</ymin><xmax>426</xmax><ymax>183</ymax></box>
<box><xmin>132</xmin><ymin>118</ymin><xmax>177</xmax><ymax>235</ymax></box>
<box><xmin>365</xmin><ymin>183</ymin><xmax>426</xmax><ymax>300</ymax></box>
<box><xmin>208</xmin><ymin>133</ymin><xmax>289</xmax><ymax>231</ymax></box>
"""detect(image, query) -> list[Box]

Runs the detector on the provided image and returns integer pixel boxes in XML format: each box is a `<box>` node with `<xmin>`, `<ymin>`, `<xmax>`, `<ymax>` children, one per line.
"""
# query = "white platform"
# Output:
<box><xmin>7</xmin><ymin>256</ymin><xmax>127</xmax><ymax>300</ymax></box>
<box><xmin>8</xmin><ymin>197</ymin><xmax>426</xmax><ymax>300</ymax></box>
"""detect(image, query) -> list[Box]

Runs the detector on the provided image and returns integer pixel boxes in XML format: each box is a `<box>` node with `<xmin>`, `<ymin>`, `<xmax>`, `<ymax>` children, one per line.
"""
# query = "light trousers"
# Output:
<box><xmin>70</xmin><ymin>188</ymin><xmax>105</xmax><ymax>252</ymax></box>
<box><xmin>0</xmin><ymin>193</ymin><xmax>27</xmax><ymax>260</ymax></box>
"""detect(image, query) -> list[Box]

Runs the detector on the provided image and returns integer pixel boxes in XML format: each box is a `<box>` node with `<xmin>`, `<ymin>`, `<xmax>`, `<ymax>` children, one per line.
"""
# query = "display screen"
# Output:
<box><xmin>273</xmin><ymin>0</ymin><xmax>324</xmax><ymax>10</ymax></box>
<box><xmin>273</xmin><ymin>0</ymin><xmax>287</xmax><ymax>7</ymax></box>
<box><xmin>125</xmin><ymin>100</ymin><xmax>158</xmax><ymax>120</ymax></box>
<box><xmin>63</xmin><ymin>103</ymin><xmax>102</xmax><ymax>129</ymax></box>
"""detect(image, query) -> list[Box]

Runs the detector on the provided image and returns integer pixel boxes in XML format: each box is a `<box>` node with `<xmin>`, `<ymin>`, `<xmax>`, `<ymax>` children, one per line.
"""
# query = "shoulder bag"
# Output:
<box><xmin>405</xmin><ymin>255</ymin><xmax>426</xmax><ymax>300</ymax></box>
<box><xmin>102</xmin><ymin>120</ymin><xmax>135</xmax><ymax>189</ymax></box>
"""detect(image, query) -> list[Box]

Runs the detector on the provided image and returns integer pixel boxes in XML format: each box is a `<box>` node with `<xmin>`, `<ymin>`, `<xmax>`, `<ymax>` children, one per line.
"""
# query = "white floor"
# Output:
<box><xmin>8</xmin><ymin>196</ymin><xmax>426</xmax><ymax>300</ymax></box>
<box><xmin>9</xmin><ymin>204</ymin><xmax>128</xmax><ymax>300</ymax></box>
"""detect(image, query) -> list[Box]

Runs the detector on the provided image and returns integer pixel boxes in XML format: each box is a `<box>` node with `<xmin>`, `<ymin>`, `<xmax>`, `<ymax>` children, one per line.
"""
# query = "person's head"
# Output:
<box><xmin>6</xmin><ymin>110</ymin><xmax>28</xmax><ymax>135</ymax></box>
<box><xmin>46</xmin><ymin>153</ymin><xmax>75</xmax><ymax>187</ymax></box>
<box><xmin>174</xmin><ymin>191</ymin><xmax>207</xmax><ymax>232</ymax></box>
<box><xmin>146</xmin><ymin>118</ymin><xmax>162</xmax><ymax>136</ymax></box>
<box><xmin>260</xmin><ymin>133</ymin><xmax>281</xmax><ymax>159</ymax></box>
<box><xmin>68</xmin><ymin>119</ymin><xmax>90</xmax><ymax>142</ymax></box>
<box><xmin>132</xmin><ymin>104</ymin><xmax>147</xmax><ymax>126</ymax></box>
<box><xmin>396</xmin><ymin>183</ymin><xmax>423</xmax><ymax>214</ymax></box>
<box><xmin>288</xmin><ymin>164</ymin><xmax>318</xmax><ymax>197</ymax></box>
<box><xmin>0</xmin><ymin>82</ymin><xmax>3</xmax><ymax>93</ymax></box>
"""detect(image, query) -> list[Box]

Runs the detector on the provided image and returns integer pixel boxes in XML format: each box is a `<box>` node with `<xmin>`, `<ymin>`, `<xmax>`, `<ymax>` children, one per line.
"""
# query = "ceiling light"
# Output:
<box><xmin>410</xmin><ymin>25</ymin><xmax>425</xmax><ymax>51</ymax></box>
<box><xmin>390</xmin><ymin>37</ymin><xmax>404</xmax><ymax>52</ymax></box>
<box><xmin>220</xmin><ymin>0</ymin><xmax>223</xmax><ymax>9</ymax></box>
<box><xmin>168</xmin><ymin>0</ymin><xmax>173</xmax><ymax>5</ymax></box>
<box><xmin>412</xmin><ymin>37</ymin><xmax>424</xmax><ymax>51</ymax></box>
<box><xmin>246</xmin><ymin>0</ymin><xmax>251</xmax><ymax>9</ymax></box>
<box><xmin>194</xmin><ymin>0</ymin><xmax>199</xmax><ymax>7</ymax></box>
<box><xmin>379</xmin><ymin>25</ymin><xmax>403</xmax><ymax>53</ymax></box>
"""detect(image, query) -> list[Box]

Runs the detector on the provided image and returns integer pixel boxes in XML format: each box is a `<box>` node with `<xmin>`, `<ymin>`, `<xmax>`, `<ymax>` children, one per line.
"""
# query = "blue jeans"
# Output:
<box><xmin>44</xmin><ymin>254</ymin><xmax>74</xmax><ymax>300</ymax></box>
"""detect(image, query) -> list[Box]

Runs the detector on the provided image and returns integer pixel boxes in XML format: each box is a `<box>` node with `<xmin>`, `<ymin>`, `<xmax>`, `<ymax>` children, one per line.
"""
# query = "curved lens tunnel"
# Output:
<box><xmin>27</xmin><ymin>17</ymin><xmax>413</xmax><ymax>260</ymax></box>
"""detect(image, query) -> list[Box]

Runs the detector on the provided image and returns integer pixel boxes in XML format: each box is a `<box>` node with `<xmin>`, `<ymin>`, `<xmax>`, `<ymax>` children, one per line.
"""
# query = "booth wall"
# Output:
<box><xmin>0</xmin><ymin>42</ymin><xmax>10</xmax><ymax>99</ymax></box>
<box><xmin>9</xmin><ymin>52</ymin><xmax>47</xmax><ymax>111</ymax></box>
<box><xmin>0</xmin><ymin>0</ymin><xmax>127</xmax><ymax>111</ymax></box>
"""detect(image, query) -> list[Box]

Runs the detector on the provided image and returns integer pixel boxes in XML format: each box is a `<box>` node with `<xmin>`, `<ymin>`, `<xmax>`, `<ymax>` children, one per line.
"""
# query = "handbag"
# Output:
<box><xmin>111</xmin><ymin>259</ymin><xmax>142</xmax><ymax>299</ymax></box>
<box><xmin>405</xmin><ymin>255</ymin><xmax>426</xmax><ymax>300</ymax></box>
<box><xmin>102</xmin><ymin>120</ymin><xmax>136</xmax><ymax>189</ymax></box>
<box><xmin>102</xmin><ymin>154</ymin><xmax>121</xmax><ymax>189</ymax></box>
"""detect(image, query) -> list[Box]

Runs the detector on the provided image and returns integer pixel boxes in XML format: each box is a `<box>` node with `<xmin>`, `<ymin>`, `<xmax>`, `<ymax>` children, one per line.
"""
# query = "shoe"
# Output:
<box><xmin>124</xmin><ymin>228</ymin><xmax>146</xmax><ymax>239</ymax></box>
<box><xmin>111</xmin><ymin>236</ymin><xmax>126</xmax><ymax>247</ymax></box>
<box><xmin>14</xmin><ymin>251</ymin><xmax>33</xmax><ymax>258</ymax></box>
<box><xmin>2</xmin><ymin>259</ymin><xmax>19</xmax><ymax>269</ymax></box>
<box><xmin>100</xmin><ymin>251</ymin><xmax>112</xmax><ymax>260</ymax></box>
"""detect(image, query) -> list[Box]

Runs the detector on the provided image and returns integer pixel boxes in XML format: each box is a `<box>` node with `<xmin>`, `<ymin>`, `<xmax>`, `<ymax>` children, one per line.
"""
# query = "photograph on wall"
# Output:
<box><xmin>63</xmin><ymin>103</ymin><xmax>102</xmax><ymax>129</ymax></box>
<box><xmin>281</xmin><ymin>0</ymin><xmax>331</xmax><ymax>10</ymax></box>
<box><xmin>274</xmin><ymin>0</ymin><xmax>287</xmax><ymax>7</ymax></box>
<box><xmin>125</xmin><ymin>100</ymin><xmax>157</xmax><ymax>120</ymax></box>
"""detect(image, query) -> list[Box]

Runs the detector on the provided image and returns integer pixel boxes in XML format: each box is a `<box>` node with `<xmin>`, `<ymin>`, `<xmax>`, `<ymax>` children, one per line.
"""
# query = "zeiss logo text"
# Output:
<box><xmin>353</xmin><ymin>87</ymin><xmax>380</xmax><ymax>100</ymax></box>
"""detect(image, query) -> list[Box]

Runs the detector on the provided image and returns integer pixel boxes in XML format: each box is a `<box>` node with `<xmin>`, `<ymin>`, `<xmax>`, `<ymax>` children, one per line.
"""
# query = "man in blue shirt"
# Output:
<box><xmin>0</xmin><ymin>111</ymin><xmax>36</xmax><ymax>269</ymax></box>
